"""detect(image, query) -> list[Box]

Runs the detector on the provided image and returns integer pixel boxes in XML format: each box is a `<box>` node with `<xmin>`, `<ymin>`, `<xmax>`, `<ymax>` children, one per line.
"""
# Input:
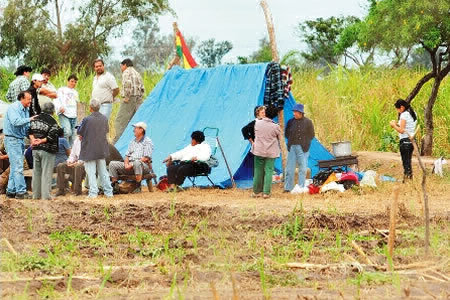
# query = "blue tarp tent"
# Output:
<box><xmin>115</xmin><ymin>63</ymin><xmax>334</xmax><ymax>188</ymax></box>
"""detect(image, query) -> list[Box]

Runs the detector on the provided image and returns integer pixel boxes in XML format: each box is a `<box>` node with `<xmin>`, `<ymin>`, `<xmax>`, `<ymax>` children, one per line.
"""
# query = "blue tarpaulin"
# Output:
<box><xmin>115</xmin><ymin>63</ymin><xmax>333</xmax><ymax>188</ymax></box>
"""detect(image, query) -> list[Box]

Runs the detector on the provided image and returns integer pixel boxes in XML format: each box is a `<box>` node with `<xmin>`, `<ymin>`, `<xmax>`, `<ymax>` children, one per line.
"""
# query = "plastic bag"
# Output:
<box><xmin>290</xmin><ymin>184</ymin><xmax>309</xmax><ymax>194</ymax></box>
<box><xmin>320</xmin><ymin>182</ymin><xmax>345</xmax><ymax>193</ymax></box>
<box><xmin>360</xmin><ymin>170</ymin><xmax>377</xmax><ymax>187</ymax></box>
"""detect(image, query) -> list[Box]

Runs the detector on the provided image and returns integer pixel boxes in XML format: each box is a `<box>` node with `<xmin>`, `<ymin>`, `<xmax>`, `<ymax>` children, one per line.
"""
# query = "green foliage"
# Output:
<box><xmin>297</xmin><ymin>16</ymin><xmax>368</xmax><ymax>67</ymax></box>
<box><xmin>196</xmin><ymin>38</ymin><xmax>233</xmax><ymax>67</ymax></box>
<box><xmin>122</xmin><ymin>21</ymin><xmax>196</xmax><ymax>71</ymax></box>
<box><xmin>0</xmin><ymin>0</ymin><xmax>172</xmax><ymax>69</ymax></box>
<box><xmin>362</xmin><ymin>0</ymin><xmax>450</xmax><ymax>51</ymax></box>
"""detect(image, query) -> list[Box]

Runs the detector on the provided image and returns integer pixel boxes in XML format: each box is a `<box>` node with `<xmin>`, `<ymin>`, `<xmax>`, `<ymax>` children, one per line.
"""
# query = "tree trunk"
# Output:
<box><xmin>421</xmin><ymin>78</ymin><xmax>441</xmax><ymax>156</ymax></box>
<box><xmin>54</xmin><ymin>0</ymin><xmax>63</xmax><ymax>41</ymax></box>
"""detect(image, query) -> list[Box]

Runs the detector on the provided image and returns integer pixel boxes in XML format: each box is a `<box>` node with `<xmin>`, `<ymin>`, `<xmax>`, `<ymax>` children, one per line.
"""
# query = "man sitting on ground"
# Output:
<box><xmin>109</xmin><ymin>122</ymin><xmax>153</xmax><ymax>194</ymax></box>
<box><xmin>163</xmin><ymin>131</ymin><xmax>211</xmax><ymax>191</ymax></box>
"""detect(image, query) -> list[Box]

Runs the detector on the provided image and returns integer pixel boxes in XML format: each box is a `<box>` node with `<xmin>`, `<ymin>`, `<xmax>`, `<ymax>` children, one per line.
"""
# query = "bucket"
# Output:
<box><xmin>331</xmin><ymin>141</ymin><xmax>352</xmax><ymax>157</ymax></box>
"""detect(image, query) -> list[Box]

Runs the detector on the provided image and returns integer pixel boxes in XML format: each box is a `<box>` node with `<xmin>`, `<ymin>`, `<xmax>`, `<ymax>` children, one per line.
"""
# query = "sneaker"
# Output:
<box><xmin>263</xmin><ymin>194</ymin><xmax>271</xmax><ymax>199</ymax></box>
<box><xmin>16</xmin><ymin>192</ymin><xmax>32</xmax><ymax>199</ymax></box>
<box><xmin>251</xmin><ymin>193</ymin><xmax>262</xmax><ymax>198</ymax></box>
<box><xmin>283</xmin><ymin>190</ymin><xmax>290</xmax><ymax>193</ymax></box>
<box><xmin>6</xmin><ymin>192</ymin><xmax>16</xmax><ymax>198</ymax></box>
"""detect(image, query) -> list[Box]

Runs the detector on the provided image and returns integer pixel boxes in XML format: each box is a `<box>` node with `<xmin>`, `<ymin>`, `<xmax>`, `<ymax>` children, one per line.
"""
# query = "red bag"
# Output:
<box><xmin>157</xmin><ymin>176</ymin><xmax>169</xmax><ymax>191</ymax></box>
<box><xmin>308</xmin><ymin>184</ymin><xmax>320</xmax><ymax>194</ymax></box>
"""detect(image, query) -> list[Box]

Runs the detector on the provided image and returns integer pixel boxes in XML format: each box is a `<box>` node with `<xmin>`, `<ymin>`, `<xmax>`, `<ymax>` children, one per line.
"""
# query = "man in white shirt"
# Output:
<box><xmin>55</xmin><ymin>135</ymin><xmax>85</xmax><ymax>196</ymax></box>
<box><xmin>163</xmin><ymin>131</ymin><xmax>211</xmax><ymax>191</ymax></box>
<box><xmin>91</xmin><ymin>59</ymin><xmax>119</xmax><ymax>119</ymax></box>
<box><xmin>38</xmin><ymin>68</ymin><xmax>58</xmax><ymax>106</ymax></box>
<box><xmin>55</xmin><ymin>74</ymin><xmax>79</xmax><ymax>145</ymax></box>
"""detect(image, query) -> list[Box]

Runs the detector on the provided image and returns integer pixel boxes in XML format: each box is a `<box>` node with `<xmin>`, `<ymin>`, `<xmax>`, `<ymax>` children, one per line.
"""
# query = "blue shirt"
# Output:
<box><xmin>55</xmin><ymin>137</ymin><xmax>70</xmax><ymax>166</ymax></box>
<box><xmin>3</xmin><ymin>101</ymin><xmax>31</xmax><ymax>139</ymax></box>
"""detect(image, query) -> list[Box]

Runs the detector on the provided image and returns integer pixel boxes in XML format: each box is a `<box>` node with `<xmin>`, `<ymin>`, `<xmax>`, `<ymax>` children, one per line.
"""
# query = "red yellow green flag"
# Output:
<box><xmin>175</xmin><ymin>30</ymin><xmax>197</xmax><ymax>69</ymax></box>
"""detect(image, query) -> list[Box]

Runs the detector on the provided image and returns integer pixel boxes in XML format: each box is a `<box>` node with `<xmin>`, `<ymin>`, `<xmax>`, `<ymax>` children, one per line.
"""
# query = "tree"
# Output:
<box><xmin>196</xmin><ymin>39</ymin><xmax>232</xmax><ymax>68</ymax></box>
<box><xmin>237</xmin><ymin>37</ymin><xmax>303</xmax><ymax>70</ymax></box>
<box><xmin>360</xmin><ymin>0</ymin><xmax>450</xmax><ymax>155</ymax></box>
<box><xmin>0</xmin><ymin>0</ymin><xmax>172</xmax><ymax>69</ymax></box>
<box><xmin>122</xmin><ymin>21</ymin><xmax>196</xmax><ymax>71</ymax></box>
<box><xmin>297</xmin><ymin>16</ymin><xmax>373</xmax><ymax>67</ymax></box>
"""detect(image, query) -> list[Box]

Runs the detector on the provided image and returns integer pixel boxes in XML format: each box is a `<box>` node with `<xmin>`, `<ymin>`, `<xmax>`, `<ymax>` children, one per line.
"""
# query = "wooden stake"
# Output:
<box><xmin>1</xmin><ymin>238</ymin><xmax>17</xmax><ymax>256</ymax></box>
<box><xmin>409</xmin><ymin>127</ymin><xmax>430</xmax><ymax>255</ymax></box>
<box><xmin>388</xmin><ymin>186</ymin><xmax>400</xmax><ymax>269</ymax></box>
<box><xmin>260</xmin><ymin>0</ymin><xmax>288</xmax><ymax>173</ymax></box>
<box><xmin>351</xmin><ymin>240</ymin><xmax>374</xmax><ymax>265</ymax></box>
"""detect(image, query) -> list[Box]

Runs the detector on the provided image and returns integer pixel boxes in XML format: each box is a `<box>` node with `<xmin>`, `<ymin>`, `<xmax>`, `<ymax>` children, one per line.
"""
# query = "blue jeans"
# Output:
<box><xmin>84</xmin><ymin>159</ymin><xmax>113</xmax><ymax>198</ymax></box>
<box><xmin>59</xmin><ymin>114</ymin><xmax>77</xmax><ymax>145</ymax></box>
<box><xmin>4</xmin><ymin>137</ymin><xmax>26</xmax><ymax>194</ymax></box>
<box><xmin>284</xmin><ymin>145</ymin><xmax>309</xmax><ymax>191</ymax></box>
<box><xmin>99</xmin><ymin>103</ymin><xmax>112</xmax><ymax>119</ymax></box>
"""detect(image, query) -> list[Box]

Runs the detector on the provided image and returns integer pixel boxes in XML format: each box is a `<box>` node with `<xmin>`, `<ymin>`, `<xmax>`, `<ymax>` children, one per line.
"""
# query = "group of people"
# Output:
<box><xmin>241</xmin><ymin>97</ymin><xmax>417</xmax><ymax>198</ymax></box>
<box><xmin>242</xmin><ymin>103</ymin><xmax>315</xmax><ymax>198</ymax></box>
<box><xmin>1</xmin><ymin>58</ymin><xmax>149</xmax><ymax>199</ymax></box>
<box><xmin>1</xmin><ymin>58</ymin><xmax>418</xmax><ymax>200</ymax></box>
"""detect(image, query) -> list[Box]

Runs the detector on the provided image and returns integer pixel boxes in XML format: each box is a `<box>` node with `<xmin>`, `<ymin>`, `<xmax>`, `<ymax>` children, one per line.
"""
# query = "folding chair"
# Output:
<box><xmin>187</xmin><ymin>127</ymin><xmax>219</xmax><ymax>187</ymax></box>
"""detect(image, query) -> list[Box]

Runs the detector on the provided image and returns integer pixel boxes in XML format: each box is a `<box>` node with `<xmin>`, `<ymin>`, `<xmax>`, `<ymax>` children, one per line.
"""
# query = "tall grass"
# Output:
<box><xmin>292</xmin><ymin>66</ymin><xmax>449</xmax><ymax>156</ymax></box>
<box><xmin>1</xmin><ymin>65</ymin><xmax>448</xmax><ymax>155</ymax></box>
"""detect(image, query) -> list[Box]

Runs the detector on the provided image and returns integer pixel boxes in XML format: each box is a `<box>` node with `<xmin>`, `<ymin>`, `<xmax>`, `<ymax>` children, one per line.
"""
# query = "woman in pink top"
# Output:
<box><xmin>251</xmin><ymin>106</ymin><xmax>281</xmax><ymax>198</ymax></box>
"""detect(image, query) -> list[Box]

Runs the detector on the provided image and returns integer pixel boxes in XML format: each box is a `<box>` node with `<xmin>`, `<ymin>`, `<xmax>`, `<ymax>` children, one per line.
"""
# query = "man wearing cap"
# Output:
<box><xmin>92</xmin><ymin>59</ymin><xmax>119</xmax><ymax>119</ymax></box>
<box><xmin>109</xmin><ymin>122</ymin><xmax>153</xmax><ymax>194</ymax></box>
<box><xmin>284</xmin><ymin>103</ymin><xmax>315</xmax><ymax>192</ymax></box>
<box><xmin>27</xmin><ymin>73</ymin><xmax>45</xmax><ymax>116</ymax></box>
<box><xmin>3</xmin><ymin>91</ymin><xmax>36</xmax><ymax>199</ymax></box>
<box><xmin>77</xmin><ymin>98</ymin><xmax>114</xmax><ymax>198</ymax></box>
<box><xmin>38</xmin><ymin>68</ymin><xmax>58</xmax><ymax>107</ymax></box>
<box><xmin>5</xmin><ymin>65</ymin><xmax>32</xmax><ymax>103</ymax></box>
<box><xmin>113</xmin><ymin>58</ymin><xmax>145</xmax><ymax>143</ymax></box>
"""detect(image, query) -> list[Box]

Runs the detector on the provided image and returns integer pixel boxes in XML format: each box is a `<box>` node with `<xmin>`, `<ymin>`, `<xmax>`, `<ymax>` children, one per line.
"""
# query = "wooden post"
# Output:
<box><xmin>167</xmin><ymin>22</ymin><xmax>181</xmax><ymax>70</ymax></box>
<box><xmin>260</xmin><ymin>0</ymin><xmax>288</xmax><ymax>174</ymax></box>
<box><xmin>409</xmin><ymin>128</ymin><xmax>430</xmax><ymax>255</ymax></box>
<box><xmin>387</xmin><ymin>186</ymin><xmax>400</xmax><ymax>270</ymax></box>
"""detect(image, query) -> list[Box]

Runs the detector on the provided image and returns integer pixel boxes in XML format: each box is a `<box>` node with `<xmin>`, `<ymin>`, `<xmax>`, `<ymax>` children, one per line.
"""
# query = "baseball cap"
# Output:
<box><xmin>31</xmin><ymin>73</ymin><xmax>45</xmax><ymax>81</ymax></box>
<box><xmin>132</xmin><ymin>122</ymin><xmax>147</xmax><ymax>131</ymax></box>
<box><xmin>292</xmin><ymin>103</ymin><xmax>305</xmax><ymax>113</ymax></box>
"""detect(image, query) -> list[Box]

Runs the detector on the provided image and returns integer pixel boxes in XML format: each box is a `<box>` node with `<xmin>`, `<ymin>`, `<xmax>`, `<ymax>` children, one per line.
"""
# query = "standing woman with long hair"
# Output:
<box><xmin>390</xmin><ymin>99</ymin><xmax>418</xmax><ymax>181</ymax></box>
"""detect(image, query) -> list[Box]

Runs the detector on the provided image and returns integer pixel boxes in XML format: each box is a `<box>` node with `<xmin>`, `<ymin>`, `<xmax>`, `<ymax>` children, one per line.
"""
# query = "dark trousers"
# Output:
<box><xmin>167</xmin><ymin>161</ymin><xmax>209</xmax><ymax>186</ymax></box>
<box><xmin>399</xmin><ymin>138</ymin><xmax>413</xmax><ymax>178</ymax></box>
<box><xmin>56</xmin><ymin>162</ymin><xmax>85</xmax><ymax>195</ymax></box>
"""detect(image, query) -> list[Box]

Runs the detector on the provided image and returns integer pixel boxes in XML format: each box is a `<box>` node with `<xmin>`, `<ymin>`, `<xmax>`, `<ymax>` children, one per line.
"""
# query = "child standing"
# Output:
<box><xmin>55</xmin><ymin>74</ymin><xmax>79</xmax><ymax>146</ymax></box>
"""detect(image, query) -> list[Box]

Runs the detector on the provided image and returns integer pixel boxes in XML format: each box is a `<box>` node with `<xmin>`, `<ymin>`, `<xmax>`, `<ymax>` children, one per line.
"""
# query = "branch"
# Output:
<box><xmin>405</xmin><ymin>72</ymin><xmax>435</xmax><ymax>103</ymax></box>
<box><xmin>438</xmin><ymin>61</ymin><xmax>450</xmax><ymax>81</ymax></box>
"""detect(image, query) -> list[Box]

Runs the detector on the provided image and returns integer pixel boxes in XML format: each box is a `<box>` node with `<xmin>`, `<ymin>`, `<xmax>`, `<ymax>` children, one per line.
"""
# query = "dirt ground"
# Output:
<box><xmin>0</xmin><ymin>151</ymin><xmax>449</xmax><ymax>299</ymax></box>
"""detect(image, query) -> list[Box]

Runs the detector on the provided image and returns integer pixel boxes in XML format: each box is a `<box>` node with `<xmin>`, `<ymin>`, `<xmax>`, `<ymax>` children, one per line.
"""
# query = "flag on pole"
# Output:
<box><xmin>175</xmin><ymin>30</ymin><xmax>197</xmax><ymax>69</ymax></box>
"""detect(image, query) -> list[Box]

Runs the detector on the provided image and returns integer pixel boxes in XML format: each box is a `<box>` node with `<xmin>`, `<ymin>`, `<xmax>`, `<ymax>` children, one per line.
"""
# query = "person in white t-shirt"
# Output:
<box><xmin>91</xmin><ymin>58</ymin><xmax>119</xmax><ymax>119</ymax></box>
<box><xmin>55</xmin><ymin>74</ymin><xmax>79</xmax><ymax>145</ymax></box>
<box><xmin>390</xmin><ymin>99</ymin><xmax>418</xmax><ymax>181</ymax></box>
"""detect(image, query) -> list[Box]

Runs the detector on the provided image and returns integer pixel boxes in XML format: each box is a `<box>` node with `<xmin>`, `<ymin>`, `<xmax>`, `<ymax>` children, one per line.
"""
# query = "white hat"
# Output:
<box><xmin>31</xmin><ymin>73</ymin><xmax>44</xmax><ymax>81</ymax></box>
<box><xmin>132</xmin><ymin>122</ymin><xmax>147</xmax><ymax>131</ymax></box>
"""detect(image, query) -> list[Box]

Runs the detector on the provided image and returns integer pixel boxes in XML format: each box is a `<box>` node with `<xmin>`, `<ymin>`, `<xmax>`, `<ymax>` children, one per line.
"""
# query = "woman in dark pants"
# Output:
<box><xmin>390</xmin><ymin>99</ymin><xmax>417</xmax><ymax>182</ymax></box>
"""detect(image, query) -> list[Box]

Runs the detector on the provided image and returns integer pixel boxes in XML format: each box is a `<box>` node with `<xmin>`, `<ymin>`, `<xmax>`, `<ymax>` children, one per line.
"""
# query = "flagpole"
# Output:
<box><xmin>260</xmin><ymin>0</ymin><xmax>288</xmax><ymax>176</ymax></box>
<box><xmin>167</xmin><ymin>22</ymin><xmax>180</xmax><ymax>70</ymax></box>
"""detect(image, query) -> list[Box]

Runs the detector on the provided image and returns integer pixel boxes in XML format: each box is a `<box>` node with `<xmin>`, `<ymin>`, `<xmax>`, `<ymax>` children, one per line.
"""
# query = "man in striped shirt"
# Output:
<box><xmin>113</xmin><ymin>58</ymin><xmax>145</xmax><ymax>143</ymax></box>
